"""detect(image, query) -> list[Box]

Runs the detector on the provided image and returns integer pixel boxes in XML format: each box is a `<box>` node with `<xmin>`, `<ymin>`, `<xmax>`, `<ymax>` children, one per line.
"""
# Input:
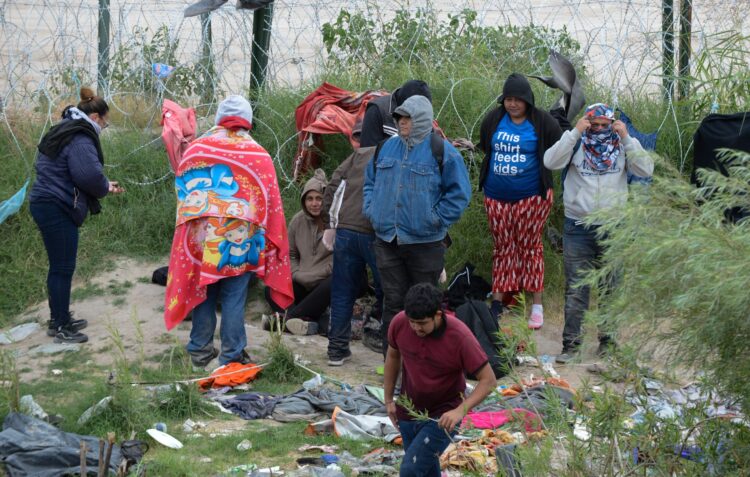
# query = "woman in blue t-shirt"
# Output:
<box><xmin>478</xmin><ymin>74</ymin><xmax>562</xmax><ymax>329</ymax></box>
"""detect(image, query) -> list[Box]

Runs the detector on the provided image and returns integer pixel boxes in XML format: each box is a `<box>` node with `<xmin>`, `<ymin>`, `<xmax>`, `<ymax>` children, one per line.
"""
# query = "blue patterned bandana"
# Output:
<box><xmin>582</xmin><ymin>103</ymin><xmax>619</xmax><ymax>172</ymax></box>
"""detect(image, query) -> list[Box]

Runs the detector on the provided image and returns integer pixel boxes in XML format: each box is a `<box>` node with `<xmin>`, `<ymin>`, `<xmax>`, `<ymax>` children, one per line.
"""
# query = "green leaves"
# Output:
<box><xmin>584</xmin><ymin>151</ymin><xmax>750</xmax><ymax>413</ymax></box>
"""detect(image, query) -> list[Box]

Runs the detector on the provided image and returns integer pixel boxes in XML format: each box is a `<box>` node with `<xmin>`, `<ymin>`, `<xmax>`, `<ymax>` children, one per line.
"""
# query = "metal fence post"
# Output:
<box><xmin>662</xmin><ymin>0</ymin><xmax>675</xmax><ymax>101</ymax></box>
<box><xmin>97</xmin><ymin>0</ymin><xmax>111</xmax><ymax>95</ymax></box>
<box><xmin>678</xmin><ymin>0</ymin><xmax>692</xmax><ymax>102</ymax></box>
<box><xmin>250</xmin><ymin>4</ymin><xmax>274</xmax><ymax>95</ymax></box>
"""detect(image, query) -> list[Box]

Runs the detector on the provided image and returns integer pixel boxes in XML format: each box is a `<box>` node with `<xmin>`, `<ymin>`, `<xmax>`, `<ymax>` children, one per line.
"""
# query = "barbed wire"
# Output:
<box><xmin>1</xmin><ymin>0</ymin><xmax>749</xmax><ymax>188</ymax></box>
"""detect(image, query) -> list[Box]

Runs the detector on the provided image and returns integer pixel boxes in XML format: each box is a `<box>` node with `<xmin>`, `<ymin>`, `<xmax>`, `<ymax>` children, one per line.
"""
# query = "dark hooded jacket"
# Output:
<box><xmin>478</xmin><ymin>73</ymin><xmax>562</xmax><ymax>198</ymax></box>
<box><xmin>29</xmin><ymin>112</ymin><xmax>109</xmax><ymax>226</ymax></box>
<box><xmin>358</xmin><ymin>80</ymin><xmax>432</xmax><ymax>148</ymax></box>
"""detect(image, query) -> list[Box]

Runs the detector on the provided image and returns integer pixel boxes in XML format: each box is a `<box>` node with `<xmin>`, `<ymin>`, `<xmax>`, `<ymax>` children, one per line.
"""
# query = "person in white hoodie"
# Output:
<box><xmin>543</xmin><ymin>103</ymin><xmax>653</xmax><ymax>363</ymax></box>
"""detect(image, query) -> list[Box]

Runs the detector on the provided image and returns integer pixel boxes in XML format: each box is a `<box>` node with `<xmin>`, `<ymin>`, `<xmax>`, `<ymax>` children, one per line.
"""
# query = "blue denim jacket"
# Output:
<box><xmin>362</xmin><ymin>134</ymin><xmax>471</xmax><ymax>244</ymax></box>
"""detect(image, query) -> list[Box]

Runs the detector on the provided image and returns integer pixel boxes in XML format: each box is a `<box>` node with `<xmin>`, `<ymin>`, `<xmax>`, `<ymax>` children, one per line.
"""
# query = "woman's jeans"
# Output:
<box><xmin>30</xmin><ymin>200</ymin><xmax>78</xmax><ymax>328</ymax></box>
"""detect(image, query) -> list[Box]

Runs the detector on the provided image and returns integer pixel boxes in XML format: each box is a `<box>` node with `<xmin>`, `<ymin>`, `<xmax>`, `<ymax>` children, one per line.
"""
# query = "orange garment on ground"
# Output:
<box><xmin>198</xmin><ymin>362</ymin><xmax>263</xmax><ymax>390</ymax></box>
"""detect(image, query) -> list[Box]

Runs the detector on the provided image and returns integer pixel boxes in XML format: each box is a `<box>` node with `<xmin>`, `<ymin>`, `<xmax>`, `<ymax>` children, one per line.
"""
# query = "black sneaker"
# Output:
<box><xmin>327</xmin><ymin>350</ymin><xmax>352</xmax><ymax>367</ymax></box>
<box><xmin>555</xmin><ymin>348</ymin><xmax>579</xmax><ymax>364</ymax></box>
<box><xmin>362</xmin><ymin>327</ymin><xmax>382</xmax><ymax>354</ymax></box>
<box><xmin>53</xmin><ymin>325</ymin><xmax>88</xmax><ymax>344</ymax></box>
<box><xmin>191</xmin><ymin>347</ymin><xmax>220</xmax><ymax>371</ymax></box>
<box><xmin>596</xmin><ymin>340</ymin><xmax>618</xmax><ymax>358</ymax></box>
<box><xmin>46</xmin><ymin>316</ymin><xmax>88</xmax><ymax>337</ymax></box>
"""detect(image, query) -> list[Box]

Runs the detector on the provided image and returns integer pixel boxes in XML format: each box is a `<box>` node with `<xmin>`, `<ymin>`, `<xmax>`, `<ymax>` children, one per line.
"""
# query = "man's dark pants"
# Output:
<box><xmin>562</xmin><ymin>218</ymin><xmax>616</xmax><ymax>351</ymax></box>
<box><xmin>374</xmin><ymin>238</ymin><xmax>444</xmax><ymax>356</ymax></box>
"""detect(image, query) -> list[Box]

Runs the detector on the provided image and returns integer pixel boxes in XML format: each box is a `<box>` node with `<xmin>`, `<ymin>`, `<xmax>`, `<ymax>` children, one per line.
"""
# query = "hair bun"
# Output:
<box><xmin>79</xmin><ymin>87</ymin><xmax>96</xmax><ymax>102</ymax></box>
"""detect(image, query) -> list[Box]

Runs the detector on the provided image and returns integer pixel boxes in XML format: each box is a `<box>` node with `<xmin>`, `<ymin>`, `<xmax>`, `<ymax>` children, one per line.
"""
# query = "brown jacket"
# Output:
<box><xmin>322</xmin><ymin>147</ymin><xmax>376</xmax><ymax>234</ymax></box>
<box><xmin>289</xmin><ymin>170</ymin><xmax>333</xmax><ymax>289</ymax></box>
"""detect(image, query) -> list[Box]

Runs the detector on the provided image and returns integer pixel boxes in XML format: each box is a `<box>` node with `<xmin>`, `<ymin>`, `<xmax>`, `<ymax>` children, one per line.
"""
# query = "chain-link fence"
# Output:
<box><xmin>1</xmin><ymin>0</ymin><xmax>749</xmax><ymax>188</ymax></box>
<box><xmin>2</xmin><ymin>1</ymin><xmax>749</xmax><ymax>110</ymax></box>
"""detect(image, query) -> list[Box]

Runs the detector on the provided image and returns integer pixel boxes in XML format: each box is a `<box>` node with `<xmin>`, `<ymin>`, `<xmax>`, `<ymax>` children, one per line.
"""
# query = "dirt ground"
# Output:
<box><xmin>5</xmin><ymin>257</ymin><xmax>606</xmax><ymax>388</ymax></box>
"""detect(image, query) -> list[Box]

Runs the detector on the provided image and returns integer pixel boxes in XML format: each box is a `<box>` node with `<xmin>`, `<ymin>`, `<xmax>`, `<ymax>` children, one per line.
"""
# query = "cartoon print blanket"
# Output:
<box><xmin>164</xmin><ymin>127</ymin><xmax>293</xmax><ymax>330</ymax></box>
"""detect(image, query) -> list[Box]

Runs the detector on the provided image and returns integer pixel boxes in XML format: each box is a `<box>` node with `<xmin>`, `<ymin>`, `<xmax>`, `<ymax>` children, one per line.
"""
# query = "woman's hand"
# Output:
<box><xmin>575</xmin><ymin>117</ymin><xmax>590</xmax><ymax>133</ymax></box>
<box><xmin>108</xmin><ymin>181</ymin><xmax>125</xmax><ymax>194</ymax></box>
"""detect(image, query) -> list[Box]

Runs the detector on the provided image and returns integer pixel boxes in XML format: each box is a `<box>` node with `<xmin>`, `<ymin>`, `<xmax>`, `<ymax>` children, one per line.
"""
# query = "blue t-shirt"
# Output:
<box><xmin>483</xmin><ymin>114</ymin><xmax>540</xmax><ymax>202</ymax></box>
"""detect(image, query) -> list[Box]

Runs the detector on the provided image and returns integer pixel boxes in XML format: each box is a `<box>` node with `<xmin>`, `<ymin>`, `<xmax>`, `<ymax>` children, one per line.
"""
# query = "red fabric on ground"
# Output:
<box><xmin>461</xmin><ymin>408</ymin><xmax>543</xmax><ymax>433</ymax></box>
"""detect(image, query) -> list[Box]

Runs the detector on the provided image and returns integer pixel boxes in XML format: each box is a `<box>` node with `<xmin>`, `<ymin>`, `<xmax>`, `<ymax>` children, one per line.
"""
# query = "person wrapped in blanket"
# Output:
<box><xmin>263</xmin><ymin>169</ymin><xmax>334</xmax><ymax>336</ymax></box>
<box><xmin>164</xmin><ymin>95</ymin><xmax>294</xmax><ymax>370</ymax></box>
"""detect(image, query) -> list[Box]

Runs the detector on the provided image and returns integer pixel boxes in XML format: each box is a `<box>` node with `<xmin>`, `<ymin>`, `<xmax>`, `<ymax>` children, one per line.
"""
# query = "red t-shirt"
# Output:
<box><xmin>388</xmin><ymin>310</ymin><xmax>489</xmax><ymax>421</ymax></box>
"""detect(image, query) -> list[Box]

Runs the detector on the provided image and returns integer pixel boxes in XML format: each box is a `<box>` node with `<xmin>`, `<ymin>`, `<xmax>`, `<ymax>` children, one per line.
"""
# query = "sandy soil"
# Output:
<box><xmin>5</xmin><ymin>257</ymin><xmax>606</xmax><ymax>389</ymax></box>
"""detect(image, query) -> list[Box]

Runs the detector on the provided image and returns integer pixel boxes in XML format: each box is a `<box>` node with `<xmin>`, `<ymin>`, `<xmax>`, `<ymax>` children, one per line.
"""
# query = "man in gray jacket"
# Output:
<box><xmin>543</xmin><ymin>103</ymin><xmax>653</xmax><ymax>363</ymax></box>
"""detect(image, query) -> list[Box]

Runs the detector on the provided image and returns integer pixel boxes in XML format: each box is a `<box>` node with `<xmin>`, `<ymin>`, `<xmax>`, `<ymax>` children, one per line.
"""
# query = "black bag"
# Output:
<box><xmin>151</xmin><ymin>266</ymin><xmax>169</xmax><ymax>286</ymax></box>
<box><xmin>454</xmin><ymin>300</ymin><xmax>510</xmax><ymax>379</ymax></box>
<box><xmin>445</xmin><ymin>262</ymin><xmax>492</xmax><ymax>310</ymax></box>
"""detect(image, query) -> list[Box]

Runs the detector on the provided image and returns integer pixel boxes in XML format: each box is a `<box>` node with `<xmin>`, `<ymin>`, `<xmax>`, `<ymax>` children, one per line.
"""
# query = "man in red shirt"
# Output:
<box><xmin>384</xmin><ymin>283</ymin><xmax>497</xmax><ymax>476</ymax></box>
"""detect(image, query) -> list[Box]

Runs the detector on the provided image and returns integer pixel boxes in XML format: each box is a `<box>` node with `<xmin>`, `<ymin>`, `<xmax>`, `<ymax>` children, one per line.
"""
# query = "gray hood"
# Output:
<box><xmin>393</xmin><ymin>95</ymin><xmax>433</xmax><ymax>148</ymax></box>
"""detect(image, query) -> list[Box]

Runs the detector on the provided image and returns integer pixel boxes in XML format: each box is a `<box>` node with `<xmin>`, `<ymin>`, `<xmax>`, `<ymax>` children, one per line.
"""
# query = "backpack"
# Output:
<box><xmin>444</xmin><ymin>262</ymin><xmax>492</xmax><ymax>310</ymax></box>
<box><xmin>454</xmin><ymin>300</ymin><xmax>510</xmax><ymax>379</ymax></box>
<box><xmin>151</xmin><ymin>266</ymin><xmax>169</xmax><ymax>286</ymax></box>
<box><xmin>560</xmin><ymin>138</ymin><xmax>581</xmax><ymax>192</ymax></box>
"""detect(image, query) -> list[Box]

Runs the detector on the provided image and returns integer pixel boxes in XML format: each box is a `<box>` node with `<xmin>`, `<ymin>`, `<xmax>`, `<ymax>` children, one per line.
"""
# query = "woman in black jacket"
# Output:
<box><xmin>29</xmin><ymin>87</ymin><xmax>124</xmax><ymax>343</ymax></box>
<box><xmin>478</xmin><ymin>73</ymin><xmax>562</xmax><ymax>329</ymax></box>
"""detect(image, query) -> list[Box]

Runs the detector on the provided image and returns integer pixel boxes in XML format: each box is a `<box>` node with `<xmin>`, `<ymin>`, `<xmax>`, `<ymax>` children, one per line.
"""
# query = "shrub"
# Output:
<box><xmin>585</xmin><ymin>150</ymin><xmax>750</xmax><ymax>412</ymax></box>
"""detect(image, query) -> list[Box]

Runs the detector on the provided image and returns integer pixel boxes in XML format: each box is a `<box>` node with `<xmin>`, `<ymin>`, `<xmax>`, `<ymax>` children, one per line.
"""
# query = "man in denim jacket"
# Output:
<box><xmin>363</xmin><ymin>95</ymin><xmax>471</xmax><ymax>357</ymax></box>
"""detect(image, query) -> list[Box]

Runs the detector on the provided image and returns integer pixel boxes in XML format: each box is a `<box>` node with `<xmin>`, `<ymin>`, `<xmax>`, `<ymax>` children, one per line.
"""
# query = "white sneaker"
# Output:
<box><xmin>528</xmin><ymin>310</ymin><xmax>543</xmax><ymax>330</ymax></box>
<box><xmin>286</xmin><ymin>318</ymin><xmax>318</xmax><ymax>336</ymax></box>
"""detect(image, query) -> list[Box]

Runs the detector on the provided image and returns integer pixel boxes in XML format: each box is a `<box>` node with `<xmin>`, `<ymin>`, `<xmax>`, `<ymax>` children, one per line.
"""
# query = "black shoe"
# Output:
<box><xmin>53</xmin><ymin>325</ymin><xmax>88</xmax><ymax>344</ymax></box>
<box><xmin>362</xmin><ymin>327</ymin><xmax>382</xmax><ymax>354</ymax></box>
<box><xmin>47</xmin><ymin>315</ymin><xmax>88</xmax><ymax>337</ymax></box>
<box><xmin>556</xmin><ymin>348</ymin><xmax>579</xmax><ymax>364</ymax></box>
<box><xmin>231</xmin><ymin>350</ymin><xmax>253</xmax><ymax>365</ymax></box>
<box><xmin>327</xmin><ymin>350</ymin><xmax>352</xmax><ymax>367</ymax></box>
<box><xmin>596</xmin><ymin>341</ymin><xmax>618</xmax><ymax>358</ymax></box>
<box><xmin>191</xmin><ymin>347</ymin><xmax>220</xmax><ymax>371</ymax></box>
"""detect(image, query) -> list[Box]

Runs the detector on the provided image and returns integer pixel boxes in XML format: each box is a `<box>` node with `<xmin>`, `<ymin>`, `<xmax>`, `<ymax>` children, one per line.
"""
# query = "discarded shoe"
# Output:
<box><xmin>286</xmin><ymin>318</ymin><xmax>318</xmax><ymax>336</ymax></box>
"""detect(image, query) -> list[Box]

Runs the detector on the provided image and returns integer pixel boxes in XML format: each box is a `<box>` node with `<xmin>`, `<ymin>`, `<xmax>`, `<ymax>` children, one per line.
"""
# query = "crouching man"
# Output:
<box><xmin>384</xmin><ymin>283</ymin><xmax>497</xmax><ymax>477</ymax></box>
